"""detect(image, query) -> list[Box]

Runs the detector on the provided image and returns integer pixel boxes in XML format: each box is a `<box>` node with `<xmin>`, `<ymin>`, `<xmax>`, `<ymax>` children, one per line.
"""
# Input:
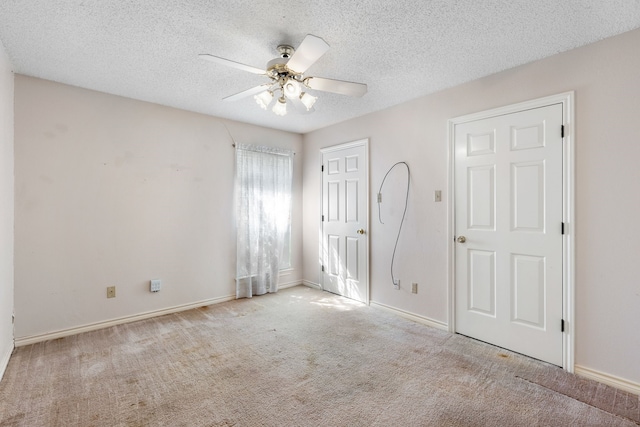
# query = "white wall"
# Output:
<box><xmin>303</xmin><ymin>28</ymin><xmax>640</xmax><ymax>386</ymax></box>
<box><xmin>0</xmin><ymin>39</ymin><xmax>14</xmax><ymax>378</ymax></box>
<box><xmin>14</xmin><ymin>76</ymin><xmax>303</xmax><ymax>340</ymax></box>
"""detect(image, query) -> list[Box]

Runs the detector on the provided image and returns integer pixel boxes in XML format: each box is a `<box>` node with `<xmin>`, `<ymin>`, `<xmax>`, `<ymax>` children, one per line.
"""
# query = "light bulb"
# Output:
<box><xmin>254</xmin><ymin>91</ymin><xmax>273</xmax><ymax>110</ymax></box>
<box><xmin>283</xmin><ymin>79</ymin><xmax>302</xmax><ymax>99</ymax></box>
<box><xmin>272</xmin><ymin>97</ymin><xmax>287</xmax><ymax>116</ymax></box>
<box><xmin>299</xmin><ymin>92</ymin><xmax>317</xmax><ymax>111</ymax></box>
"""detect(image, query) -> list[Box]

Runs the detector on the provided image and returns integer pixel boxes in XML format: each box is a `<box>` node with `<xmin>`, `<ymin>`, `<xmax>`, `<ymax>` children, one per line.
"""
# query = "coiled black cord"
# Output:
<box><xmin>377</xmin><ymin>162</ymin><xmax>410</xmax><ymax>287</ymax></box>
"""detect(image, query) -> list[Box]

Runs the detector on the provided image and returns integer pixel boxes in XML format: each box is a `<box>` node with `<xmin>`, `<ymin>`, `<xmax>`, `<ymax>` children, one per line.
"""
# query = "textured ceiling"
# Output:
<box><xmin>1</xmin><ymin>1</ymin><xmax>640</xmax><ymax>133</ymax></box>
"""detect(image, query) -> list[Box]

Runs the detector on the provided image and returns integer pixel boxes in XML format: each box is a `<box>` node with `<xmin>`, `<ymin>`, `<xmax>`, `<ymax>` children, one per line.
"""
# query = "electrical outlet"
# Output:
<box><xmin>412</xmin><ymin>282</ymin><xmax>418</xmax><ymax>294</ymax></box>
<box><xmin>107</xmin><ymin>286</ymin><xmax>116</xmax><ymax>298</ymax></box>
<box><xmin>150</xmin><ymin>279</ymin><xmax>161</xmax><ymax>293</ymax></box>
<box><xmin>394</xmin><ymin>279</ymin><xmax>400</xmax><ymax>290</ymax></box>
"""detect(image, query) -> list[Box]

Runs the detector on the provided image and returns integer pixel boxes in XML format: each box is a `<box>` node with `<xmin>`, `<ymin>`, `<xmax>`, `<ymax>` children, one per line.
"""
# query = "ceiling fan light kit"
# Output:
<box><xmin>283</xmin><ymin>78</ymin><xmax>302</xmax><ymax>98</ymax></box>
<box><xmin>254</xmin><ymin>90</ymin><xmax>274</xmax><ymax>110</ymax></box>
<box><xmin>272</xmin><ymin>96</ymin><xmax>287</xmax><ymax>116</ymax></box>
<box><xmin>200</xmin><ymin>34</ymin><xmax>367</xmax><ymax>117</ymax></box>
<box><xmin>299</xmin><ymin>92</ymin><xmax>317</xmax><ymax>110</ymax></box>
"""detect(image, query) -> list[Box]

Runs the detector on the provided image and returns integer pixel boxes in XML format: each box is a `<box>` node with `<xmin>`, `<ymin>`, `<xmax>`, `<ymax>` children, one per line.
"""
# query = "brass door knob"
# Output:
<box><xmin>357</xmin><ymin>229</ymin><xmax>366</xmax><ymax>235</ymax></box>
<box><xmin>457</xmin><ymin>236</ymin><xmax>466</xmax><ymax>243</ymax></box>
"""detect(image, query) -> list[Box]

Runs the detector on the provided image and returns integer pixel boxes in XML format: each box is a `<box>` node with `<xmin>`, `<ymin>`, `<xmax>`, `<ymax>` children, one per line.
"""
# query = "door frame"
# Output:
<box><xmin>319</xmin><ymin>138</ymin><xmax>370</xmax><ymax>304</ymax></box>
<box><xmin>447</xmin><ymin>92</ymin><xmax>575</xmax><ymax>372</ymax></box>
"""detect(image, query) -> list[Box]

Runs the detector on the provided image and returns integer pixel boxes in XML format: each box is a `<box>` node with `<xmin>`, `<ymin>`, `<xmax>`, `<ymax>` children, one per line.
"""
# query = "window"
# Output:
<box><xmin>235</xmin><ymin>143</ymin><xmax>293</xmax><ymax>298</ymax></box>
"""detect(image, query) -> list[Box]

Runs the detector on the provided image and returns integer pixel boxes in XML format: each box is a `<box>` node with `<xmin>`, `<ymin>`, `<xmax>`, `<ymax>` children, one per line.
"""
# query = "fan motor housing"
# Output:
<box><xmin>266</xmin><ymin>57</ymin><xmax>302</xmax><ymax>81</ymax></box>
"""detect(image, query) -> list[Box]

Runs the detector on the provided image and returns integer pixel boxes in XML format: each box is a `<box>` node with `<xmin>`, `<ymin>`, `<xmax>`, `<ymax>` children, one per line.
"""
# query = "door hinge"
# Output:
<box><xmin>321</xmin><ymin>164</ymin><xmax>324</xmax><ymax>172</ymax></box>
<box><xmin>561</xmin><ymin>319</ymin><xmax>565</xmax><ymax>332</ymax></box>
<box><xmin>322</xmin><ymin>214</ymin><xmax>325</xmax><ymax>222</ymax></box>
<box><xmin>561</xmin><ymin>222</ymin><xmax>565</xmax><ymax>235</ymax></box>
<box><xmin>321</xmin><ymin>265</ymin><xmax>325</xmax><ymax>272</ymax></box>
<box><xmin>561</xmin><ymin>125</ymin><xmax>565</xmax><ymax>138</ymax></box>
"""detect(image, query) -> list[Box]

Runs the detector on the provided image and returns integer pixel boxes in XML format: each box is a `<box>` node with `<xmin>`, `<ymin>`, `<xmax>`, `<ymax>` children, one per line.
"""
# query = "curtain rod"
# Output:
<box><xmin>225</xmin><ymin>125</ymin><xmax>295</xmax><ymax>154</ymax></box>
<box><xmin>232</xmin><ymin>143</ymin><xmax>295</xmax><ymax>155</ymax></box>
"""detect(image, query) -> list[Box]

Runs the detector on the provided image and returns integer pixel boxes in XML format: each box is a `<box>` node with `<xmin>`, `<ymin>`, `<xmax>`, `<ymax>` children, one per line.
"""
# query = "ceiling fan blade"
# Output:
<box><xmin>223</xmin><ymin>83</ymin><xmax>273</xmax><ymax>102</ymax></box>
<box><xmin>199</xmin><ymin>54</ymin><xmax>266</xmax><ymax>75</ymax></box>
<box><xmin>305</xmin><ymin>77</ymin><xmax>368</xmax><ymax>97</ymax></box>
<box><xmin>286</xmin><ymin>34</ymin><xmax>330</xmax><ymax>74</ymax></box>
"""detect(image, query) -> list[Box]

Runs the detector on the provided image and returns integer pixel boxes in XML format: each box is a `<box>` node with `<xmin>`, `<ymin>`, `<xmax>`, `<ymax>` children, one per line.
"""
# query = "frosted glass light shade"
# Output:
<box><xmin>283</xmin><ymin>79</ymin><xmax>302</xmax><ymax>99</ymax></box>
<box><xmin>299</xmin><ymin>92</ymin><xmax>317</xmax><ymax>110</ymax></box>
<box><xmin>254</xmin><ymin>91</ymin><xmax>274</xmax><ymax>109</ymax></box>
<box><xmin>272</xmin><ymin>97</ymin><xmax>287</xmax><ymax>116</ymax></box>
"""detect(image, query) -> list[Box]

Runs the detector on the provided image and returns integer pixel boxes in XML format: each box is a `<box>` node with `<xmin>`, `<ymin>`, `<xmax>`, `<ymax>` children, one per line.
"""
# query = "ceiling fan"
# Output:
<box><xmin>199</xmin><ymin>34</ymin><xmax>367</xmax><ymax>116</ymax></box>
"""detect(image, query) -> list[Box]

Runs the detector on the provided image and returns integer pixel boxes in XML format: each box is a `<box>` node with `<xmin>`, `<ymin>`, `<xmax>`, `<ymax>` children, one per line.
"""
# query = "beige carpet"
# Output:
<box><xmin>1</xmin><ymin>285</ymin><xmax>638</xmax><ymax>426</ymax></box>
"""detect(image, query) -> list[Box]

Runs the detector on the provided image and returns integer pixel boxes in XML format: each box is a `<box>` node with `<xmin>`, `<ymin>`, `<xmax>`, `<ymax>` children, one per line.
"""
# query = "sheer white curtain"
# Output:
<box><xmin>235</xmin><ymin>143</ymin><xmax>293</xmax><ymax>299</ymax></box>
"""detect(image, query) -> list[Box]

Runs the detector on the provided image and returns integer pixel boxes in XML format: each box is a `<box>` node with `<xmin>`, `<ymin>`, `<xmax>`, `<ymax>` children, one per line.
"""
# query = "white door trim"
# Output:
<box><xmin>320</xmin><ymin>138</ymin><xmax>370</xmax><ymax>304</ymax></box>
<box><xmin>447</xmin><ymin>92</ymin><xmax>575</xmax><ymax>372</ymax></box>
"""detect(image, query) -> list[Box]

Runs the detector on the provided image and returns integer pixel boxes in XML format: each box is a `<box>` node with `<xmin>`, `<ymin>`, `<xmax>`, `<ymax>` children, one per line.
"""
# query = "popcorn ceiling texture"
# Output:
<box><xmin>0</xmin><ymin>1</ymin><xmax>639</xmax><ymax>133</ymax></box>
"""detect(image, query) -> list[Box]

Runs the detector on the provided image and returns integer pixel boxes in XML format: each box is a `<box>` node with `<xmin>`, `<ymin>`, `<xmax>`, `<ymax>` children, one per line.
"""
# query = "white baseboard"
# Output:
<box><xmin>15</xmin><ymin>294</ymin><xmax>236</xmax><ymax>347</ymax></box>
<box><xmin>297</xmin><ymin>285</ymin><xmax>448</xmax><ymax>331</ymax></box>
<box><xmin>14</xmin><ymin>282</ymin><xmax>309</xmax><ymax>347</ymax></box>
<box><xmin>301</xmin><ymin>280</ymin><xmax>321</xmax><ymax>290</ymax></box>
<box><xmin>0</xmin><ymin>341</ymin><xmax>13</xmax><ymax>381</ymax></box>
<box><xmin>370</xmin><ymin>301</ymin><xmax>448</xmax><ymax>331</ymax></box>
<box><xmin>278</xmin><ymin>280</ymin><xmax>304</xmax><ymax>290</ymax></box>
<box><xmin>575</xmin><ymin>365</ymin><xmax>640</xmax><ymax>396</ymax></box>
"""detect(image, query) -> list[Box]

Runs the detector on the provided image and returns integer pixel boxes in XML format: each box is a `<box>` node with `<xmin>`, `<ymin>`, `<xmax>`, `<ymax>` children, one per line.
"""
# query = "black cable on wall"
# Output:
<box><xmin>377</xmin><ymin>162</ymin><xmax>410</xmax><ymax>288</ymax></box>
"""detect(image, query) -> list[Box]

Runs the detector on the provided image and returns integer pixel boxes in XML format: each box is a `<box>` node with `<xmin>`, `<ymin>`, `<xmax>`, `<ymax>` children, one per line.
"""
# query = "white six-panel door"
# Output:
<box><xmin>321</xmin><ymin>141</ymin><xmax>368</xmax><ymax>303</ymax></box>
<box><xmin>454</xmin><ymin>103</ymin><xmax>564</xmax><ymax>366</ymax></box>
